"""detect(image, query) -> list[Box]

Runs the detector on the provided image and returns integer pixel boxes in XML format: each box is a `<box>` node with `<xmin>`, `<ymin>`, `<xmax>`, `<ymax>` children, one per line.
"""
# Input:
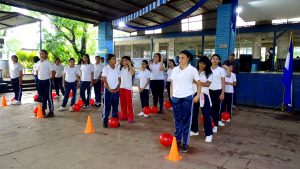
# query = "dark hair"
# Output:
<box><xmin>154</xmin><ymin>53</ymin><xmax>162</xmax><ymax>62</ymax></box>
<box><xmin>11</xmin><ymin>55</ymin><xmax>18</xmax><ymax>61</ymax></box>
<box><xmin>40</xmin><ymin>49</ymin><xmax>48</xmax><ymax>55</ymax></box>
<box><xmin>55</xmin><ymin>58</ymin><xmax>60</xmax><ymax>62</ymax></box>
<box><xmin>69</xmin><ymin>58</ymin><xmax>75</xmax><ymax>62</ymax></box>
<box><xmin>226</xmin><ymin>62</ymin><xmax>233</xmax><ymax>67</ymax></box>
<box><xmin>142</xmin><ymin>60</ymin><xmax>150</xmax><ymax>71</ymax></box>
<box><xmin>211</xmin><ymin>54</ymin><xmax>222</xmax><ymax>66</ymax></box>
<box><xmin>168</xmin><ymin>59</ymin><xmax>176</xmax><ymax>68</ymax></box>
<box><xmin>179</xmin><ymin>50</ymin><xmax>194</xmax><ymax>61</ymax></box>
<box><xmin>106</xmin><ymin>53</ymin><xmax>115</xmax><ymax>62</ymax></box>
<box><xmin>33</xmin><ymin>56</ymin><xmax>40</xmax><ymax>63</ymax></box>
<box><xmin>100</xmin><ymin>57</ymin><xmax>104</xmax><ymax>60</ymax></box>
<box><xmin>230</xmin><ymin>53</ymin><xmax>235</xmax><ymax>57</ymax></box>
<box><xmin>120</xmin><ymin>56</ymin><xmax>131</xmax><ymax>71</ymax></box>
<box><xmin>78</xmin><ymin>58</ymin><xmax>83</xmax><ymax>65</ymax></box>
<box><xmin>197</xmin><ymin>56</ymin><xmax>212</xmax><ymax>78</ymax></box>
<box><xmin>82</xmin><ymin>54</ymin><xmax>90</xmax><ymax>64</ymax></box>
<box><xmin>95</xmin><ymin>55</ymin><xmax>100</xmax><ymax>59</ymax></box>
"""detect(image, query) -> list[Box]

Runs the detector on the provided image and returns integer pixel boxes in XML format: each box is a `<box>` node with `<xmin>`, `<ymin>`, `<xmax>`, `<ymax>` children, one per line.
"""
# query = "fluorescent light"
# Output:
<box><xmin>236</xmin><ymin>7</ymin><xmax>242</xmax><ymax>14</ymax></box>
<box><xmin>118</xmin><ymin>22</ymin><xmax>125</xmax><ymax>28</ymax></box>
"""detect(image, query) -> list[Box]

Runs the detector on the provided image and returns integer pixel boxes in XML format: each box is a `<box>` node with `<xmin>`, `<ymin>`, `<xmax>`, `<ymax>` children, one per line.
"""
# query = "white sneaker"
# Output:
<box><xmin>143</xmin><ymin>114</ymin><xmax>149</xmax><ymax>118</ymax></box>
<box><xmin>69</xmin><ymin>107</ymin><xmax>73</xmax><ymax>112</ymax></box>
<box><xmin>226</xmin><ymin>119</ymin><xmax>231</xmax><ymax>122</ymax></box>
<box><xmin>169</xmin><ymin>107</ymin><xmax>173</xmax><ymax>111</ymax></box>
<box><xmin>213</xmin><ymin>127</ymin><xmax>218</xmax><ymax>133</ymax></box>
<box><xmin>137</xmin><ymin>112</ymin><xmax>144</xmax><ymax>116</ymax></box>
<box><xmin>218</xmin><ymin>121</ymin><xmax>225</xmax><ymax>127</ymax></box>
<box><xmin>57</xmin><ymin>106</ymin><xmax>66</xmax><ymax>111</ymax></box>
<box><xmin>190</xmin><ymin>131</ymin><xmax>199</xmax><ymax>136</ymax></box>
<box><xmin>13</xmin><ymin>101</ymin><xmax>21</xmax><ymax>105</ymax></box>
<box><xmin>205</xmin><ymin>135</ymin><xmax>213</xmax><ymax>143</ymax></box>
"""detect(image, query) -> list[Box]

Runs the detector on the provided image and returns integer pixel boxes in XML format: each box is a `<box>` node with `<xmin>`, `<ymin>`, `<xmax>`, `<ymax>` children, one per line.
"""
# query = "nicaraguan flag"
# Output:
<box><xmin>282</xmin><ymin>35</ymin><xmax>294</xmax><ymax>107</ymax></box>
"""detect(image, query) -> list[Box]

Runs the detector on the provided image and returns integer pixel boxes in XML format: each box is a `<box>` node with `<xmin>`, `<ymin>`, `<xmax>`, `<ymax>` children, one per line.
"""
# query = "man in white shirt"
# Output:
<box><xmin>93</xmin><ymin>56</ymin><xmax>104</xmax><ymax>107</ymax></box>
<box><xmin>53</xmin><ymin>58</ymin><xmax>65</xmax><ymax>97</ymax></box>
<box><xmin>37</xmin><ymin>50</ymin><xmax>55</xmax><ymax>118</ymax></box>
<box><xmin>9</xmin><ymin>55</ymin><xmax>23</xmax><ymax>105</ymax></box>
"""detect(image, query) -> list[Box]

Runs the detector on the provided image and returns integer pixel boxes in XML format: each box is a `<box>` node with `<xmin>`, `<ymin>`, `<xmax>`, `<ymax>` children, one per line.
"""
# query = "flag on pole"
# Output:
<box><xmin>282</xmin><ymin>33</ymin><xmax>294</xmax><ymax>108</ymax></box>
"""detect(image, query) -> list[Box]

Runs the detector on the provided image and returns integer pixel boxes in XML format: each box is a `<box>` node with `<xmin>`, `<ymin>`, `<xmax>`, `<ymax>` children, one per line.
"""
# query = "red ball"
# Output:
<box><xmin>150</xmin><ymin>106</ymin><xmax>158</xmax><ymax>114</ymax></box>
<box><xmin>33</xmin><ymin>107</ymin><xmax>38</xmax><ymax>116</ymax></box>
<box><xmin>33</xmin><ymin>95</ymin><xmax>38</xmax><ymax>101</ymax></box>
<box><xmin>89</xmin><ymin>99</ymin><xmax>95</xmax><ymax>105</ymax></box>
<box><xmin>200</xmin><ymin>114</ymin><xmax>204</xmax><ymax>123</ymax></box>
<box><xmin>69</xmin><ymin>91</ymin><xmax>73</xmax><ymax>97</ymax></box>
<box><xmin>72</xmin><ymin>104</ymin><xmax>81</xmax><ymax>112</ymax></box>
<box><xmin>52</xmin><ymin>93</ymin><xmax>56</xmax><ymax>99</ymax></box>
<box><xmin>108</xmin><ymin>118</ymin><xmax>119</xmax><ymax>128</ymax></box>
<box><xmin>221</xmin><ymin>112</ymin><xmax>230</xmax><ymax>121</ymax></box>
<box><xmin>164</xmin><ymin>101</ymin><xmax>171</xmax><ymax>109</ymax></box>
<box><xmin>77</xmin><ymin>99</ymin><xmax>84</xmax><ymax>107</ymax></box>
<box><xmin>143</xmin><ymin>107</ymin><xmax>151</xmax><ymax>115</ymax></box>
<box><xmin>11</xmin><ymin>97</ymin><xmax>15</xmax><ymax>103</ymax></box>
<box><xmin>212</xmin><ymin>120</ymin><xmax>215</xmax><ymax>128</ymax></box>
<box><xmin>159</xmin><ymin>133</ymin><xmax>173</xmax><ymax>146</ymax></box>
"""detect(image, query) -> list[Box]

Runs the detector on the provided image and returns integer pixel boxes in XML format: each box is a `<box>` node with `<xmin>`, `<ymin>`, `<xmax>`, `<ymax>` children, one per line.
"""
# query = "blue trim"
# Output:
<box><xmin>124</xmin><ymin>0</ymin><xmax>208</xmax><ymax>30</ymax></box>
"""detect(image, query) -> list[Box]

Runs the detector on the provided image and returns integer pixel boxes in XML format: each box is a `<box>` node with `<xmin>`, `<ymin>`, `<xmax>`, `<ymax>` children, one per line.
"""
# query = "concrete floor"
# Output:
<box><xmin>0</xmin><ymin>89</ymin><xmax>299</xmax><ymax>169</ymax></box>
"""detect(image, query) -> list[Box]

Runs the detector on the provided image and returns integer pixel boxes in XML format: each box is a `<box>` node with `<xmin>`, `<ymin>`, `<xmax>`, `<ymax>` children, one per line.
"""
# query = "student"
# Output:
<box><xmin>58</xmin><ymin>58</ymin><xmax>80</xmax><ymax>112</ymax></box>
<box><xmin>190</xmin><ymin>56</ymin><xmax>213</xmax><ymax>142</ymax></box>
<box><xmin>33</xmin><ymin>56</ymin><xmax>41</xmax><ymax>102</ymax></box>
<box><xmin>37</xmin><ymin>50</ymin><xmax>55</xmax><ymax>117</ymax></box>
<box><xmin>102</xmin><ymin>54</ymin><xmax>121</xmax><ymax>128</ymax></box>
<box><xmin>119</xmin><ymin>56</ymin><xmax>135</xmax><ymax>123</ymax></box>
<box><xmin>137</xmin><ymin>60</ymin><xmax>151</xmax><ymax>118</ymax></box>
<box><xmin>170</xmin><ymin>50</ymin><xmax>201</xmax><ymax>153</ymax></box>
<box><xmin>100</xmin><ymin>57</ymin><xmax>106</xmax><ymax>98</ymax></box>
<box><xmin>149</xmin><ymin>53</ymin><xmax>165</xmax><ymax>114</ymax></box>
<box><xmin>53</xmin><ymin>58</ymin><xmax>65</xmax><ymax>97</ymax></box>
<box><xmin>166</xmin><ymin>59</ymin><xmax>176</xmax><ymax>110</ymax></box>
<box><xmin>79</xmin><ymin>54</ymin><xmax>94</xmax><ymax>108</ymax></box>
<box><xmin>221</xmin><ymin>63</ymin><xmax>237</xmax><ymax>122</ymax></box>
<box><xmin>93</xmin><ymin>56</ymin><xmax>104</xmax><ymax>107</ymax></box>
<box><xmin>209</xmin><ymin>54</ymin><xmax>226</xmax><ymax>133</ymax></box>
<box><xmin>9</xmin><ymin>55</ymin><xmax>23</xmax><ymax>105</ymax></box>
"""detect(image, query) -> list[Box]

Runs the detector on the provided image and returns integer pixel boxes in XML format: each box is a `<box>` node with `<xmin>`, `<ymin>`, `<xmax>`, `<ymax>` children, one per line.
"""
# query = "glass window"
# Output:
<box><xmin>181</xmin><ymin>15</ymin><xmax>202</xmax><ymax>32</ymax></box>
<box><xmin>145</xmin><ymin>29</ymin><xmax>162</xmax><ymax>35</ymax></box>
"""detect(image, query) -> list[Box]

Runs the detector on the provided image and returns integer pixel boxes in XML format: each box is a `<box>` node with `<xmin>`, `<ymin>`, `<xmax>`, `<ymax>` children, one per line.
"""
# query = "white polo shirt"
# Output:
<box><xmin>167</xmin><ymin>68</ymin><xmax>173</xmax><ymax>82</ymax></box>
<box><xmin>80</xmin><ymin>64</ymin><xmax>94</xmax><ymax>82</ymax></box>
<box><xmin>64</xmin><ymin>66</ymin><xmax>80</xmax><ymax>83</ymax></box>
<box><xmin>199</xmin><ymin>71</ymin><xmax>212</xmax><ymax>95</ymax></box>
<box><xmin>149</xmin><ymin>62</ymin><xmax>164</xmax><ymax>80</ymax></box>
<box><xmin>120</xmin><ymin>67</ymin><xmax>133</xmax><ymax>90</ymax></box>
<box><xmin>225</xmin><ymin>73</ymin><xmax>237</xmax><ymax>93</ymax></box>
<box><xmin>102</xmin><ymin>64</ymin><xmax>121</xmax><ymax>89</ymax></box>
<box><xmin>54</xmin><ymin>64</ymin><xmax>64</xmax><ymax>78</ymax></box>
<box><xmin>93</xmin><ymin>63</ymin><xmax>104</xmax><ymax>80</ymax></box>
<box><xmin>33</xmin><ymin>63</ymin><xmax>39</xmax><ymax>75</ymax></box>
<box><xmin>37</xmin><ymin>59</ymin><xmax>54</xmax><ymax>80</ymax></box>
<box><xmin>10</xmin><ymin>62</ymin><xmax>23</xmax><ymax>79</ymax></box>
<box><xmin>139</xmin><ymin>69</ymin><xmax>151</xmax><ymax>89</ymax></box>
<box><xmin>170</xmin><ymin>64</ymin><xmax>200</xmax><ymax>98</ymax></box>
<box><xmin>209</xmin><ymin>66</ymin><xmax>226</xmax><ymax>91</ymax></box>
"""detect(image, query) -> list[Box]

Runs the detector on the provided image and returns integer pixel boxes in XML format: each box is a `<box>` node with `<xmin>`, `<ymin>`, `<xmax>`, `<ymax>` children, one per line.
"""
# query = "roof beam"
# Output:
<box><xmin>139</xmin><ymin>16</ymin><xmax>161</xmax><ymax>25</ymax></box>
<box><xmin>85</xmin><ymin>0</ymin><xmax>128</xmax><ymax>14</ymax></box>
<box><xmin>128</xmin><ymin>20</ymin><xmax>148</xmax><ymax>27</ymax></box>
<box><xmin>151</xmin><ymin>11</ymin><xmax>172</xmax><ymax>20</ymax></box>
<box><xmin>165</xmin><ymin>3</ymin><xmax>184</xmax><ymax>14</ymax></box>
<box><xmin>187</xmin><ymin>0</ymin><xmax>209</xmax><ymax>13</ymax></box>
<box><xmin>0</xmin><ymin>13</ymin><xmax>19</xmax><ymax>22</ymax></box>
<box><xmin>0</xmin><ymin>22</ymin><xmax>12</xmax><ymax>27</ymax></box>
<box><xmin>119</xmin><ymin>0</ymin><xmax>143</xmax><ymax>8</ymax></box>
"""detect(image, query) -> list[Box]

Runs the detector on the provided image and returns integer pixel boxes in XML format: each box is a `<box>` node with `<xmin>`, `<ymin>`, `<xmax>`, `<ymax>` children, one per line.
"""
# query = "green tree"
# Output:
<box><xmin>43</xmin><ymin>16</ymin><xmax>97</xmax><ymax>63</ymax></box>
<box><xmin>16</xmin><ymin>50</ymin><xmax>36</xmax><ymax>69</ymax></box>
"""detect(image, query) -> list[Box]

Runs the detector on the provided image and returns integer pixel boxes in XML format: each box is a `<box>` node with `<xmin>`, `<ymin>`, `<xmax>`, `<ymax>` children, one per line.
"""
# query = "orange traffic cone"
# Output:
<box><xmin>84</xmin><ymin>116</ymin><xmax>95</xmax><ymax>134</ymax></box>
<box><xmin>1</xmin><ymin>96</ymin><xmax>7</xmax><ymax>106</ymax></box>
<box><xmin>165</xmin><ymin>137</ymin><xmax>182</xmax><ymax>162</ymax></box>
<box><xmin>36</xmin><ymin>103</ymin><xmax>44</xmax><ymax>118</ymax></box>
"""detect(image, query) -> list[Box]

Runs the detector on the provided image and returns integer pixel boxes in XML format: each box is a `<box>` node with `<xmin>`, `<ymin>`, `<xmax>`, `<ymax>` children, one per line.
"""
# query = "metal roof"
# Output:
<box><xmin>0</xmin><ymin>11</ymin><xmax>40</xmax><ymax>30</ymax></box>
<box><xmin>0</xmin><ymin>0</ymin><xmax>157</xmax><ymax>24</ymax></box>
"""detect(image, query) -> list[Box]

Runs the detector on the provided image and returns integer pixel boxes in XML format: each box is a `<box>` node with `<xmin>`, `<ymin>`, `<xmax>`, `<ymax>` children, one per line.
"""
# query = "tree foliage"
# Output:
<box><xmin>16</xmin><ymin>50</ymin><xmax>37</xmax><ymax>69</ymax></box>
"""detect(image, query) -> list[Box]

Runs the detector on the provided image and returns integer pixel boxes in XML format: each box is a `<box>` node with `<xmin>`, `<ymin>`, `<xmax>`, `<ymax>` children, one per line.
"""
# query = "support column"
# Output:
<box><xmin>168</xmin><ymin>39</ymin><xmax>175</xmax><ymax>59</ymax></box>
<box><xmin>153</xmin><ymin>41</ymin><xmax>160</xmax><ymax>57</ymax></box>
<box><xmin>277</xmin><ymin>32</ymin><xmax>290</xmax><ymax>59</ymax></box>
<box><xmin>98</xmin><ymin>22</ymin><xmax>113</xmax><ymax>61</ymax></box>
<box><xmin>252</xmin><ymin>34</ymin><xmax>262</xmax><ymax>59</ymax></box>
<box><xmin>215</xmin><ymin>0</ymin><xmax>237</xmax><ymax>62</ymax></box>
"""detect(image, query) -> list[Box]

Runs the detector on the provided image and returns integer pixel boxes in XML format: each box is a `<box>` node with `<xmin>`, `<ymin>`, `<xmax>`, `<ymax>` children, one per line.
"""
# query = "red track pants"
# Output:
<box><xmin>119</xmin><ymin>88</ymin><xmax>134</xmax><ymax>121</ymax></box>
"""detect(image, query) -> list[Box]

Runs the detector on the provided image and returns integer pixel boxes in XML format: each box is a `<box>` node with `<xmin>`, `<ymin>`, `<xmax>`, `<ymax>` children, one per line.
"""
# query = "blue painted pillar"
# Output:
<box><xmin>215</xmin><ymin>0</ymin><xmax>237</xmax><ymax>62</ymax></box>
<box><xmin>98</xmin><ymin>22</ymin><xmax>113</xmax><ymax>61</ymax></box>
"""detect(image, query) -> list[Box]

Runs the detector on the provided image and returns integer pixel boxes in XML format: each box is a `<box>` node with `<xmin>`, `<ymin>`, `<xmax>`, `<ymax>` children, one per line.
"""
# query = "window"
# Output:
<box><xmin>236</xmin><ymin>16</ymin><xmax>255</xmax><ymax>27</ymax></box>
<box><xmin>204</xmin><ymin>49</ymin><xmax>215</xmax><ymax>57</ymax></box>
<box><xmin>181</xmin><ymin>15</ymin><xmax>202</xmax><ymax>32</ymax></box>
<box><xmin>294</xmin><ymin>47</ymin><xmax>300</xmax><ymax>58</ymax></box>
<box><xmin>113</xmin><ymin>29</ymin><xmax>130</xmax><ymax>38</ymax></box>
<box><xmin>145</xmin><ymin>29</ymin><xmax>161</xmax><ymax>35</ymax></box>
<box><xmin>130</xmin><ymin>32</ymin><xmax>137</xmax><ymax>36</ymax></box>
<box><xmin>272</xmin><ymin>17</ymin><xmax>300</xmax><ymax>25</ymax></box>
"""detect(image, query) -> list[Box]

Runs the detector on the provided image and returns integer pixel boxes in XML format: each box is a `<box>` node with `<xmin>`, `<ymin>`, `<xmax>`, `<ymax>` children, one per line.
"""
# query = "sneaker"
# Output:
<box><xmin>13</xmin><ymin>100</ymin><xmax>21</xmax><ymax>105</ymax></box>
<box><xmin>83</xmin><ymin>105</ymin><xmax>89</xmax><ymax>109</ymax></box>
<box><xmin>213</xmin><ymin>126</ymin><xmax>218</xmax><ymax>133</ymax></box>
<box><xmin>169</xmin><ymin>107</ymin><xmax>173</xmax><ymax>111</ymax></box>
<box><xmin>143</xmin><ymin>114</ymin><xmax>149</xmax><ymax>118</ymax></box>
<box><xmin>45</xmin><ymin>112</ymin><xmax>55</xmax><ymax>118</ymax></box>
<box><xmin>57</xmin><ymin>106</ymin><xmax>66</xmax><ymax>111</ymax></box>
<box><xmin>205</xmin><ymin>135</ymin><xmax>213</xmax><ymax>143</ymax></box>
<box><xmin>137</xmin><ymin>112</ymin><xmax>144</xmax><ymax>116</ymax></box>
<box><xmin>69</xmin><ymin>107</ymin><xmax>73</xmax><ymax>112</ymax></box>
<box><xmin>218</xmin><ymin>121</ymin><xmax>225</xmax><ymax>127</ymax></box>
<box><xmin>226</xmin><ymin>119</ymin><xmax>231</xmax><ymax>122</ymax></box>
<box><xmin>190</xmin><ymin>131</ymin><xmax>199</xmax><ymax>136</ymax></box>
<box><xmin>181</xmin><ymin>144</ymin><xmax>189</xmax><ymax>153</ymax></box>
